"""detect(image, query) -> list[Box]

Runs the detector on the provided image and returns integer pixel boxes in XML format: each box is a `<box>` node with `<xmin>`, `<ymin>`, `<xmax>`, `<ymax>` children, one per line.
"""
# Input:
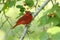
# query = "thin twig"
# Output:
<box><xmin>3</xmin><ymin>11</ymin><xmax>13</xmax><ymax>27</ymax></box>
<box><xmin>0</xmin><ymin>0</ymin><xmax>13</xmax><ymax>29</ymax></box>
<box><xmin>0</xmin><ymin>13</ymin><xmax>3</xmax><ymax>28</ymax></box>
<box><xmin>2</xmin><ymin>11</ymin><xmax>13</xmax><ymax>40</ymax></box>
<box><xmin>55</xmin><ymin>0</ymin><xmax>56</xmax><ymax>3</ymax></box>
<box><xmin>0</xmin><ymin>20</ymin><xmax>7</xmax><ymax>28</ymax></box>
<box><xmin>20</xmin><ymin>0</ymin><xmax>50</xmax><ymax>40</ymax></box>
<box><xmin>35</xmin><ymin>0</ymin><xmax>38</xmax><ymax>11</ymax></box>
<box><xmin>0</xmin><ymin>3</ymin><xmax>5</xmax><ymax>4</ymax></box>
<box><xmin>33</xmin><ymin>0</ymin><xmax>50</xmax><ymax>18</ymax></box>
<box><xmin>0</xmin><ymin>13</ymin><xmax>13</xmax><ymax>29</ymax></box>
<box><xmin>50</xmin><ymin>0</ymin><xmax>54</xmax><ymax>5</ymax></box>
<box><xmin>0</xmin><ymin>0</ymin><xmax>13</xmax><ymax>40</ymax></box>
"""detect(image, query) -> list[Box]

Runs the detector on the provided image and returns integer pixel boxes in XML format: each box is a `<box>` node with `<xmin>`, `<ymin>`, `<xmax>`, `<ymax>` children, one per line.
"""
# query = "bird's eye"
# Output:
<box><xmin>29</xmin><ymin>13</ymin><xmax>32</xmax><ymax>15</ymax></box>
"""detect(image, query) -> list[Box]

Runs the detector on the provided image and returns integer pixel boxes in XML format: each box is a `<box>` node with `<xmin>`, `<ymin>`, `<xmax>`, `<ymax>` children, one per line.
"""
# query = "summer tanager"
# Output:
<box><xmin>12</xmin><ymin>11</ymin><xmax>33</xmax><ymax>29</ymax></box>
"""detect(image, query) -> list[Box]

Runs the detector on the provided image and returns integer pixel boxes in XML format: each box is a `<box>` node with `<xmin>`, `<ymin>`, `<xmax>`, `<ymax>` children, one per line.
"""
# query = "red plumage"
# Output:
<box><xmin>12</xmin><ymin>11</ymin><xmax>33</xmax><ymax>29</ymax></box>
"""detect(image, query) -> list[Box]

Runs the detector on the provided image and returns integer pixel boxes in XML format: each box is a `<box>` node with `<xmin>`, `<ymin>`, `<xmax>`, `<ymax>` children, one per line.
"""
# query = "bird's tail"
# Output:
<box><xmin>11</xmin><ymin>24</ymin><xmax>17</xmax><ymax>29</ymax></box>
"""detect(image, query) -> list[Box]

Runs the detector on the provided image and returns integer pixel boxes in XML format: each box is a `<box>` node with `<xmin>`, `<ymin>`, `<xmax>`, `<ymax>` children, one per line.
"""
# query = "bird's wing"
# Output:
<box><xmin>16</xmin><ymin>16</ymin><xmax>29</xmax><ymax>24</ymax></box>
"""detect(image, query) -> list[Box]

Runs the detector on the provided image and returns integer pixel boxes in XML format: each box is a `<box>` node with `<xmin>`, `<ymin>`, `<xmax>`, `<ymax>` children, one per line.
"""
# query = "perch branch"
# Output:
<box><xmin>20</xmin><ymin>0</ymin><xmax>50</xmax><ymax>40</ymax></box>
<box><xmin>20</xmin><ymin>27</ymin><xmax>28</xmax><ymax>40</ymax></box>
<box><xmin>33</xmin><ymin>0</ymin><xmax>50</xmax><ymax>18</ymax></box>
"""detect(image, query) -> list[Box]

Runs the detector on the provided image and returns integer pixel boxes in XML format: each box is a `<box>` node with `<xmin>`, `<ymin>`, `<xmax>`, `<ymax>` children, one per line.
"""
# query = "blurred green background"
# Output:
<box><xmin>0</xmin><ymin>0</ymin><xmax>60</xmax><ymax>40</ymax></box>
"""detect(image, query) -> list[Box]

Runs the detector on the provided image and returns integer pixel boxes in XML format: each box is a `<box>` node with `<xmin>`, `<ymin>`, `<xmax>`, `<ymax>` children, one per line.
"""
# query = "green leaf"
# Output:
<box><xmin>51</xmin><ymin>3</ymin><xmax>60</xmax><ymax>18</ymax></box>
<box><xmin>52</xmin><ymin>32</ymin><xmax>60</xmax><ymax>40</ymax></box>
<box><xmin>0</xmin><ymin>0</ymin><xmax>1</xmax><ymax>2</ymax></box>
<box><xmin>51</xmin><ymin>17</ymin><xmax>60</xmax><ymax>26</ymax></box>
<box><xmin>56</xmin><ymin>23</ymin><xmax>60</xmax><ymax>27</ymax></box>
<box><xmin>39</xmin><ymin>31</ymin><xmax>49</xmax><ymax>40</ymax></box>
<box><xmin>16</xmin><ymin>5</ymin><xmax>23</xmax><ymax>8</ymax></box>
<box><xmin>16</xmin><ymin>12</ymin><xmax>24</xmax><ymax>18</ymax></box>
<box><xmin>52</xmin><ymin>3</ymin><xmax>59</xmax><ymax>10</ymax></box>
<box><xmin>2</xmin><ymin>1</ymin><xmax>8</xmax><ymax>11</ymax></box>
<box><xmin>19</xmin><ymin>12</ymin><xmax>24</xmax><ymax>16</ymax></box>
<box><xmin>39</xmin><ymin>14</ymin><xmax>50</xmax><ymax>26</ymax></box>
<box><xmin>7</xmin><ymin>0</ymin><xmax>16</xmax><ymax>7</ymax></box>
<box><xmin>17</xmin><ymin>0</ymin><xmax>21</xmax><ymax>1</ymax></box>
<box><xmin>8</xmin><ymin>35</ymin><xmax>14</xmax><ymax>40</ymax></box>
<box><xmin>25</xmin><ymin>0</ymin><xmax>34</xmax><ymax>7</ymax></box>
<box><xmin>14</xmin><ymin>26</ymin><xmax>23</xmax><ymax>33</ymax></box>
<box><xmin>55</xmin><ymin>9</ymin><xmax>60</xmax><ymax>18</ymax></box>
<box><xmin>20</xmin><ymin>8</ymin><xmax>25</xmax><ymax>12</ymax></box>
<box><xmin>2</xmin><ymin>0</ymin><xmax>16</xmax><ymax>11</ymax></box>
<box><xmin>47</xmin><ymin>27</ymin><xmax>60</xmax><ymax>40</ymax></box>
<box><xmin>38</xmin><ymin>3</ymin><xmax>60</xmax><ymax>26</ymax></box>
<box><xmin>39</xmin><ymin>9</ymin><xmax>53</xmax><ymax>26</ymax></box>
<box><xmin>16</xmin><ymin>5</ymin><xmax>25</xmax><ymax>12</ymax></box>
<box><xmin>47</xmin><ymin>27</ymin><xmax>60</xmax><ymax>35</ymax></box>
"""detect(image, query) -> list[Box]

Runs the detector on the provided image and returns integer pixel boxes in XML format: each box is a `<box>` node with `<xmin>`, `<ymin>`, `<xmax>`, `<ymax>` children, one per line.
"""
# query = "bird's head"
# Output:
<box><xmin>25</xmin><ymin>11</ymin><xmax>32</xmax><ymax>16</ymax></box>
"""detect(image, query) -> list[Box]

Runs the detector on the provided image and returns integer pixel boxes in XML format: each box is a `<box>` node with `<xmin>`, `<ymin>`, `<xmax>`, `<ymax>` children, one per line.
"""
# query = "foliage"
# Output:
<box><xmin>25</xmin><ymin>0</ymin><xmax>34</xmax><ymax>7</ymax></box>
<box><xmin>16</xmin><ymin>5</ymin><xmax>25</xmax><ymax>12</ymax></box>
<box><xmin>39</xmin><ymin>3</ymin><xmax>60</xmax><ymax>26</ymax></box>
<box><xmin>39</xmin><ymin>31</ymin><xmax>49</xmax><ymax>40</ymax></box>
<box><xmin>0</xmin><ymin>0</ymin><xmax>60</xmax><ymax>40</ymax></box>
<box><xmin>1</xmin><ymin>0</ymin><xmax>16</xmax><ymax>11</ymax></box>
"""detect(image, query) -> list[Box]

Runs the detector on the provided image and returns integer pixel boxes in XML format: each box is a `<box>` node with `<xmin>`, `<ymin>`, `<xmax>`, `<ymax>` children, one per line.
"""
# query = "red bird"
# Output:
<box><xmin>12</xmin><ymin>11</ymin><xmax>33</xmax><ymax>29</ymax></box>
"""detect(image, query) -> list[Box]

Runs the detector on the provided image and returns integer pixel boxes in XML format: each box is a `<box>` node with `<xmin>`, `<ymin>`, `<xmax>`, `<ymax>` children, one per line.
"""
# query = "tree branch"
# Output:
<box><xmin>0</xmin><ymin>0</ymin><xmax>13</xmax><ymax>29</ymax></box>
<box><xmin>20</xmin><ymin>27</ymin><xmax>28</xmax><ymax>40</ymax></box>
<box><xmin>20</xmin><ymin>0</ymin><xmax>50</xmax><ymax>40</ymax></box>
<box><xmin>33</xmin><ymin>0</ymin><xmax>50</xmax><ymax>18</ymax></box>
<box><xmin>0</xmin><ymin>11</ymin><xmax>13</xmax><ymax>29</ymax></box>
<box><xmin>3</xmin><ymin>11</ymin><xmax>13</xmax><ymax>26</ymax></box>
